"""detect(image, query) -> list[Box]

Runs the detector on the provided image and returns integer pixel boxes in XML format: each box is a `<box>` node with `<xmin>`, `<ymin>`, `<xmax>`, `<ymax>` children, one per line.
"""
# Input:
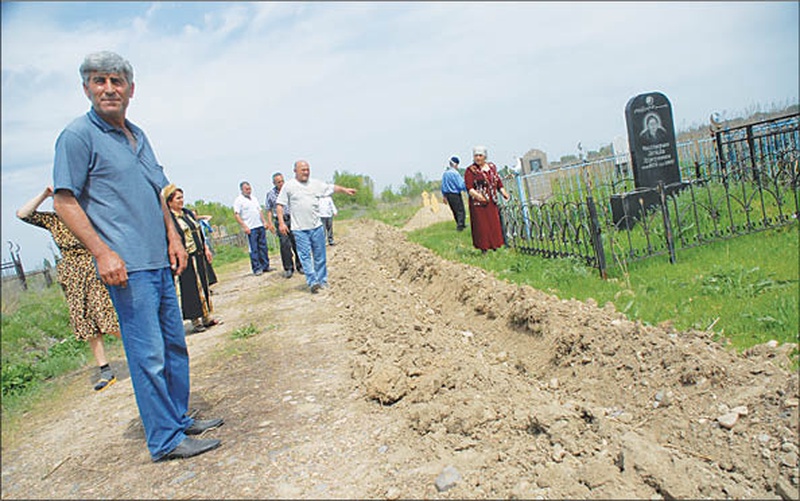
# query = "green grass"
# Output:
<box><xmin>1</xmin><ymin>283</ymin><xmax>123</xmax><ymax>411</ymax></box>
<box><xmin>211</xmin><ymin>243</ymin><xmax>250</xmax><ymax>267</ymax></box>
<box><xmin>407</xmin><ymin>220</ymin><xmax>799</xmax><ymax>353</ymax></box>
<box><xmin>231</xmin><ymin>323</ymin><xmax>261</xmax><ymax>340</ymax></box>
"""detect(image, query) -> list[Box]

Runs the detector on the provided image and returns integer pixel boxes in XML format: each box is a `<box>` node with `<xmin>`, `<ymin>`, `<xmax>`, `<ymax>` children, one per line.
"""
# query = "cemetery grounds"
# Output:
<box><xmin>1</xmin><ymin>206</ymin><xmax>798</xmax><ymax>499</ymax></box>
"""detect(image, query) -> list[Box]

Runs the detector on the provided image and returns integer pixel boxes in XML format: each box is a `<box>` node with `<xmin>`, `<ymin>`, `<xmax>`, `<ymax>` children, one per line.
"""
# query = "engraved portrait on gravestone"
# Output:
<box><xmin>639</xmin><ymin>112</ymin><xmax>669</xmax><ymax>146</ymax></box>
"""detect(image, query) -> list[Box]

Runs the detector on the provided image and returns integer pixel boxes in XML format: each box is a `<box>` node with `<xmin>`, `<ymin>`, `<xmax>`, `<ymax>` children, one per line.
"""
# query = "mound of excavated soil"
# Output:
<box><xmin>1</xmin><ymin>214</ymin><xmax>797</xmax><ymax>500</ymax></box>
<box><xmin>337</xmin><ymin>219</ymin><xmax>799</xmax><ymax>499</ymax></box>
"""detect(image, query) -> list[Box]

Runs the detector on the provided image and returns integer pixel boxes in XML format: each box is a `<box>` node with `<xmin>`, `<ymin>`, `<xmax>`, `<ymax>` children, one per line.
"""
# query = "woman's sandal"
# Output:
<box><xmin>191</xmin><ymin>324</ymin><xmax>207</xmax><ymax>334</ymax></box>
<box><xmin>204</xmin><ymin>318</ymin><xmax>222</xmax><ymax>328</ymax></box>
<box><xmin>94</xmin><ymin>375</ymin><xmax>117</xmax><ymax>392</ymax></box>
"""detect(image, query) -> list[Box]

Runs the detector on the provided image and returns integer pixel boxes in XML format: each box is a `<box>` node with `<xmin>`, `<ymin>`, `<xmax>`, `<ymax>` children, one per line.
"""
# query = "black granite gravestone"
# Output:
<box><xmin>625</xmin><ymin>91</ymin><xmax>681</xmax><ymax>189</ymax></box>
<box><xmin>612</xmin><ymin>92</ymin><xmax>683</xmax><ymax>228</ymax></box>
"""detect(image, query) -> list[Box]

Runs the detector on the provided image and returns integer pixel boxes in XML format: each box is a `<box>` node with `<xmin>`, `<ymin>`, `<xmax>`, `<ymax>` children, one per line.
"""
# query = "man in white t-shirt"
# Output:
<box><xmin>276</xmin><ymin>160</ymin><xmax>355</xmax><ymax>293</ymax></box>
<box><xmin>318</xmin><ymin>195</ymin><xmax>337</xmax><ymax>246</ymax></box>
<box><xmin>233</xmin><ymin>181</ymin><xmax>272</xmax><ymax>276</ymax></box>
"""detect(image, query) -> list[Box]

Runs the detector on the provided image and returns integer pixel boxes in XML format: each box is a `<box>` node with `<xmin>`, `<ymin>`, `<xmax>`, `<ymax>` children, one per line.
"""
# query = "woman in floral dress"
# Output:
<box><xmin>464</xmin><ymin>145</ymin><xmax>510</xmax><ymax>253</ymax></box>
<box><xmin>17</xmin><ymin>186</ymin><xmax>120</xmax><ymax>391</ymax></box>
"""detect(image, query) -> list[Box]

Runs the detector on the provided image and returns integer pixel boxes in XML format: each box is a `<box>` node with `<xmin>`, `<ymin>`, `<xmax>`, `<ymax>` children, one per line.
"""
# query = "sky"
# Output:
<box><xmin>2</xmin><ymin>1</ymin><xmax>798</xmax><ymax>271</ymax></box>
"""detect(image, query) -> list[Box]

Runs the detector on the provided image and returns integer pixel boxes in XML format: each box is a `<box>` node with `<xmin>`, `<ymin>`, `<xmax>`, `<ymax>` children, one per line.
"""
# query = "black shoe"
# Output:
<box><xmin>158</xmin><ymin>437</ymin><xmax>221</xmax><ymax>461</ymax></box>
<box><xmin>310</xmin><ymin>283</ymin><xmax>321</xmax><ymax>294</ymax></box>
<box><xmin>283</xmin><ymin>270</ymin><xmax>293</xmax><ymax>278</ymax></box>
<box><xmin>185</xmin><ymin>417</ymin><xmax>224</xmax><ymax>435</ymax></box>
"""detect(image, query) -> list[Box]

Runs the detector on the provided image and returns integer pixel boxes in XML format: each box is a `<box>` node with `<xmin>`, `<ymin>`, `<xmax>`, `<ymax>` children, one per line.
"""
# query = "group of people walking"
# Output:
<box><xmin>235</xmin><ymin>161</ymin><xmax>355</xmax><ymax>293</ymax></box>
<box><xmin>441</xmin><ymin>145</ymin><xmax>510</xmax><ymax>252</ymax></box>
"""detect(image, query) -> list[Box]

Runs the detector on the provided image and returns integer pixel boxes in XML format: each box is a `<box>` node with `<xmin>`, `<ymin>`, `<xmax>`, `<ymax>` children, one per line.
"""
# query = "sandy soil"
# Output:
<box><xmin>2</xmin><ymin>205</ymin><xmax>798</xmax><ymax>500</ymax></box>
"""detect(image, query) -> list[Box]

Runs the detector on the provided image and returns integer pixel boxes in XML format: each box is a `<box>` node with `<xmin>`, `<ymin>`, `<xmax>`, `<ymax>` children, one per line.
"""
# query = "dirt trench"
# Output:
<box><xmin>1</xmin><ymin>208</ymin><xmax>798</xmax><ymax>500</ymax></box>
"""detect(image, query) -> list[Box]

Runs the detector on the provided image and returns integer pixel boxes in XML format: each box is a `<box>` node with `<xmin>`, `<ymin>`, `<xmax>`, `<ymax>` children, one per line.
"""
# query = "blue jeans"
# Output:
<box><xmin>247</xmin><ymin>226</ymin><xmax>270</xmax><ymax>273</ymax></box>
<box><xmin>107</xmin><ymin>268</ymin><xmax>193</xmax><ymax>461</ymax></box>
<box><xmin>293</xmin><ymin>225</ymin><xmax>327</xmax><ymax>288</ymax></box>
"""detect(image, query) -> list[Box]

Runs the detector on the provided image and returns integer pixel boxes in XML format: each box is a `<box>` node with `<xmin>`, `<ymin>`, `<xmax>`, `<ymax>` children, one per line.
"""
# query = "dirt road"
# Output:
<box><xmin>2</xmin><ymin>208</ymin><xmax>798</xmax><ymax>499</ymax></box>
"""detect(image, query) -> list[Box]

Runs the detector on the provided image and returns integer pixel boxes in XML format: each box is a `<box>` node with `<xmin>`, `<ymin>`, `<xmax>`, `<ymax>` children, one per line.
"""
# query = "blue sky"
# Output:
<box><xmin>2</xmin><ymin>1</ymin><xmax>798</xmax><ymax>271</ymax></box>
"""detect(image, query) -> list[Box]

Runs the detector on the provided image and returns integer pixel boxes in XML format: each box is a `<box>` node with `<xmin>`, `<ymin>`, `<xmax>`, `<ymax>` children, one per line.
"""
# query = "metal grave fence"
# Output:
<box><xmin>500</xmin><ymin>113</ymin><xmax>799</xmax><ymax>278</ymax></box>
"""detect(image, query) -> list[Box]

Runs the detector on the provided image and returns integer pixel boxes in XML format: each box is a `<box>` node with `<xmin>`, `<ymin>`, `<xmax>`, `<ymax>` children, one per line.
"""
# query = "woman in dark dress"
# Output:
<box><xmin>163</xmin><ymin>184</ymin><xmax>219</xmax><ymax>333</ymax></box>
<box><xmin>464</xmin><ymin>145</ymin><xmax>510</xmax><ymax>253</ymax></box>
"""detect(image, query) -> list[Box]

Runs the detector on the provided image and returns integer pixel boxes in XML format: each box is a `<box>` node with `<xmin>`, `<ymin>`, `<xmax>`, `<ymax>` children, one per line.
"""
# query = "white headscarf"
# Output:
<box><xmin>472</xmin><ymin>145</ymin><xmax>487</xmax><ymax>157</ymax></box>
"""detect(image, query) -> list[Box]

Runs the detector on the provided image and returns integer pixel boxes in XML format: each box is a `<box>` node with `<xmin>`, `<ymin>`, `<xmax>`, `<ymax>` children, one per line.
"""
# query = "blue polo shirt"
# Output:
<box><xmin>441</xmin><ymin>167</ymin><xmax>466</xmax><ymax>195</ymax></box>
<box><xmin>53</xmin><ymin>109</ymin><xmax>170</xmax><ymax>272</ymax></box>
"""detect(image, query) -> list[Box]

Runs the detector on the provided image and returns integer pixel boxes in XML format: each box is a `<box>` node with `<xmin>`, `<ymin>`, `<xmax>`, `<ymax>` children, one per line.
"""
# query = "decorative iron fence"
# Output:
<box><xmin>1</xmin><ymin>242</ymin><xmax>28</xmax><ymax>290</ymax></box>
<box><xmin>501</xmin><ymin>113</ymin><xmax>799</xmax><ymax>278</ymax></box>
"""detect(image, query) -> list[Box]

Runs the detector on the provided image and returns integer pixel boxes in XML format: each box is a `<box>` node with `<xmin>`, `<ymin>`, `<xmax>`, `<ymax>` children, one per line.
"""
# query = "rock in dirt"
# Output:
<box><xmin>717</xmin><ymin>412</ymin><xmax>740</xmax><ymax>429</ymax></box>
<box><xmin>435</xmin><ymin>465</ymin><xmax>462</xmax><ymax>492</ymax></box>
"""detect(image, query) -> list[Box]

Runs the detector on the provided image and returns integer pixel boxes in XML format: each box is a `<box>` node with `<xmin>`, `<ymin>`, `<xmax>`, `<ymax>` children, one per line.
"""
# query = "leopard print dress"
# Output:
<box><xmin>21</xmin><ymin>211</ymin><xmax>119</xmax><ymax>340</ymax></box>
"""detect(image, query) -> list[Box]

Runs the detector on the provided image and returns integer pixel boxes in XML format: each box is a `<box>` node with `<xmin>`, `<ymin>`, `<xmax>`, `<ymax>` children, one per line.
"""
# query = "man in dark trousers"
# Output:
<box><xmin>441</xmin><ymin>156</ymin><xmax>467</xmax><ymax>231</ymax></box>
<box><xmin>265</xmin><ymin>171</ymin><xmax>303</xmax><ymax>278</ymax></box>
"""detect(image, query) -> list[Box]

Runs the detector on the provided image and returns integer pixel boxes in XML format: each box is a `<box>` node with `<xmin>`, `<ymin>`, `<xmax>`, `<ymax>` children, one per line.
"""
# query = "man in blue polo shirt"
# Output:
<box><xmin>53</xmin><ymin>51</ymin><xmax>223</xmax><ymax>462</ymax></box>
<box><xmin>441</xmin><ymin>156</ymin><xmax>467</xmax><ymax>231</ymax></box>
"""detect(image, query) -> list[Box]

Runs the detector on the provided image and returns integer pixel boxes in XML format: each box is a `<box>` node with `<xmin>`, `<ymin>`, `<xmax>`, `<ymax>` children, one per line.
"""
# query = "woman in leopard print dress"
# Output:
<box><xmin>17</xmin><ymin>186</ymin><xmax>121</xmax><ymax>391</ymax></box>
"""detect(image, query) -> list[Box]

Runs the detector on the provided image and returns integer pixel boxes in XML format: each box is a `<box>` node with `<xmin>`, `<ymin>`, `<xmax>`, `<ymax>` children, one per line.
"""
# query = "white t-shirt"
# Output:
<box><xmin>318</xmin><ymin>196</ymin><xmax>337</xmax><ymax>218</ymax></box>
<box><xmin>276</xmin><ymin>178</ymin><xmax>334</xmax><ymax>231</ymax></box>
<box><xmin>233</xmin><ymin>193</ymin><xmax>264</xmax><ymax>230</ymax></box>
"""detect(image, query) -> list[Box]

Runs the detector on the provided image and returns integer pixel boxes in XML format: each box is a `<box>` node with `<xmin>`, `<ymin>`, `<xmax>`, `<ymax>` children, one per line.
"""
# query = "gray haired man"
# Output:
<box><xmin>53</xmin><ymin>51</ymin><xmax>223</xmax><ymax>462</ymax></box>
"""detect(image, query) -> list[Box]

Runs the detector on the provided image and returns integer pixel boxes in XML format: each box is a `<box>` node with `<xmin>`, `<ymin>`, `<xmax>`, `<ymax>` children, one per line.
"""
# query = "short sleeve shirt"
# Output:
<box><xmin>317</xmin><ymin>196</ymin><xmax>336</xmax><ymax>218</ymax></box>
<box><xmin>265</xmin><ymin>186</ymin><xmax>290</xmax><ymax>218</ymax></box>
<box><xmin>233</xmin><ymin>193</ymin><xmax>264</xmax><ymax>230</ymax></box>
<box><xmin>276</xmin><ymin>178</ymin><xmax>334</xmax><ymax>231</ymax></box>
<box><xmin>52</xmin><ymin>109</ymin><xmax>170</xmax><ymax>272</ymax></box>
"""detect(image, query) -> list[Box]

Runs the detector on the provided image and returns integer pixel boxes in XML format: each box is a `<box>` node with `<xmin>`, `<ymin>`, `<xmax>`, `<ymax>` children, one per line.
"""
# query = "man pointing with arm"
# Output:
<box><xmin>276</xmin><ymin>160</ymin><xmax>355</xmax><ymax>293</ymax></box>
